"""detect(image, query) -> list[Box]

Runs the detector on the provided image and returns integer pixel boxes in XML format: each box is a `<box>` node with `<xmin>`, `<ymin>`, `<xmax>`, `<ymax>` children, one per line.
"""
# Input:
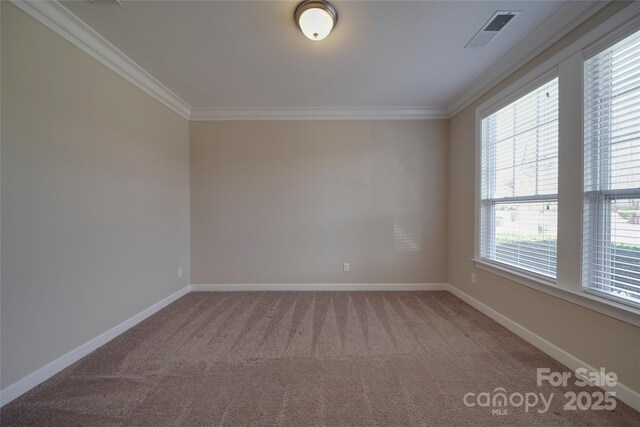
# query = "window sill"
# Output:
<box><xmin>472</xmin><ymin>258</ymin><xmax>640</xmax><ymax>327</ymax></box>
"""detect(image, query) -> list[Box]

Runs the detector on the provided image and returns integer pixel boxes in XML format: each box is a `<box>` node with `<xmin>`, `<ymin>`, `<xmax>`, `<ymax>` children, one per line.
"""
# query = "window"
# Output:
<box><xmin>474</xmin><ymin>7</ymin><xmax>640</xmax><ymax>325</ymax></box>
<box><xmin>583</xmin><ymin>28</ymin><xmax>640</xmax><ymax>306</ymax></box>
<box><xmin>480</xmin><ymin>77</ymin><xmax>559</xmax><ymax>278</ymax></box>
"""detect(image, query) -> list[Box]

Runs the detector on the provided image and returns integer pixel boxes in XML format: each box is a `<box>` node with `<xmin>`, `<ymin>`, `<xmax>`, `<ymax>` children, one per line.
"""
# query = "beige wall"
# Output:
<box><xmin>190</xmin><ymin>120</ymin><xmax>448</xmax><ymax>284</ymax></box>
<box><xmin>448</xmin><ymin>1</ymin><xmax>640</xmax><ymax>394</ymax></box>
<box><xmin>1</xmin><ymin>3</ymin><xmax>190</xmax><ymax>388</ymax></box>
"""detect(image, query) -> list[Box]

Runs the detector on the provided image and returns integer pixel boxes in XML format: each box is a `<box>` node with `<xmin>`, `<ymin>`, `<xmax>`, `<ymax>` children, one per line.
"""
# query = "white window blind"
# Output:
<box><xmin>584</xmin><ymin>28</ymin><xmax>640</xmax><ymax>305</ymax></box>
<box><xmin>481</xmin><ymin>77</ymin><xmax>559</xmax><ymax>278</ymax></box>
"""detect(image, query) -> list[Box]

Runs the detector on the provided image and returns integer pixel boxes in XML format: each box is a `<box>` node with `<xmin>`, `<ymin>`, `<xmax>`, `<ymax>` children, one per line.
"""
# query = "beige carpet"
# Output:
<box><xmin>2</xmin><ymin>291</ymin><xmax>637</xmax><ymax>426</ymax></box>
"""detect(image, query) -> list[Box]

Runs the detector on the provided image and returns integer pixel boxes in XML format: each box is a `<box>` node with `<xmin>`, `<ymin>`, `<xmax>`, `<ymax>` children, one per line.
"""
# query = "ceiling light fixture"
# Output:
<box><xmin>294</xmin><ymin>0</ymin><xmax>338</xmax><ymax>41</ymax></box>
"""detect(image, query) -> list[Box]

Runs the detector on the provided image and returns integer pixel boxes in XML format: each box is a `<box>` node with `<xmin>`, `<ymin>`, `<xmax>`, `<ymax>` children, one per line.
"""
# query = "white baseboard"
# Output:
<box><xmin>446</xmin><ymin>285</ymin><xmax>640</xmax><ymax>412</ymax></box>
<box><xmin>0</xmin><ymin>285</ymin><xmax>191</xmax><ymax>406</ymax></box>
<box><xmin>190</xmin><ymin>283</ymin><xmax>450</xmax><ymax>292</ymax></box>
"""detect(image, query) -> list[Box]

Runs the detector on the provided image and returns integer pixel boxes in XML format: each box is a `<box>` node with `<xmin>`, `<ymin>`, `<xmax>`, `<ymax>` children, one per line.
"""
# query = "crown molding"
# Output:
<box><xmin>446</xmin><ymin>0</ymin><xmax>610</xmax><ymax>118</ymax></box>
<box><xmin>9</xmin><ymin>0</ymin><xmax>445</xmax><ymax>122</ymax></box>
<box><xmin>10</xmin><ymin>0</ymin><xmax>192</xmax><ymax>120</ymax></box>
<box><xmin>189</xmin><ymin>106</ymin><xmax>448</xmax><ymax>121</ymax></box>
<box><xmin>10</xmin><ymin>0</ymin><xmax>611</xmax><ymax>122</ymax></box>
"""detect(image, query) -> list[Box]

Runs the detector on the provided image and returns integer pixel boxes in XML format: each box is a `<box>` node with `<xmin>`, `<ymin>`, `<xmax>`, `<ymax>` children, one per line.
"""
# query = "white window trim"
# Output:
<box><xmin>474</xmin><ymin>2</ymin><xmax>640</xmax><ymax>328</ymax></box>
<box><xmin>472</xmin><ymin>257</ymin><xmax>640</xmax><ymax>328</ymax></box>
<box><xmin>582</xmin><ymin>35</ymin><xmax>640</xmax><ymax>308</ymax></box>
<box><xmin>477</xmin><ymin>69</ymin><xmax>559</xmax><ymax>280</ymax></box>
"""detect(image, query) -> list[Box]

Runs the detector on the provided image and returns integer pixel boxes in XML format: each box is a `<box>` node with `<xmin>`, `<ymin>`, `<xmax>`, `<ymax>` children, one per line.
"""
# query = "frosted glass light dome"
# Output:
<box><xmin>295</xmin><ymin>1</ymin><xmax>338</xmax><ymax>41</ymax></box>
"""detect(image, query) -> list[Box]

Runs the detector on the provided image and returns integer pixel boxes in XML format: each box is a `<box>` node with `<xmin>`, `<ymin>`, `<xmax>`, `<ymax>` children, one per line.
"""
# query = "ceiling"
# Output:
<box><xmin>59</xmin><ymin>0</ymin><xmax>593</xmax><ymax>114</ymax></box>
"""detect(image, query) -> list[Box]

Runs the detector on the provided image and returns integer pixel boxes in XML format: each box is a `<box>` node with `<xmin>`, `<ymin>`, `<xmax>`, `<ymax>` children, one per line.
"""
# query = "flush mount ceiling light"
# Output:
<box><xmin>294</xmin><ymin>0</ymin><xmax>338</xmax><ymax>41</ymax></box>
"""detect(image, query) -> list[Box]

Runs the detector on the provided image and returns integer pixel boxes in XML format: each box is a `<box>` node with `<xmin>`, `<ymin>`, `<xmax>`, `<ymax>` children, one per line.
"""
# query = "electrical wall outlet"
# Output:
<box><xmin>178</xmin><ymin>267</ymin><xmax>183</xmax><ymax>278</ymax></box>
<box><xmin>471</xmin><ymin>272</ymin><xmax>477</xmax><ymax>285</ymax></box>
<box><xmin>343</xmin><ymin>263</ymin><xmax>350</xmax><ymax>272</ymax></box>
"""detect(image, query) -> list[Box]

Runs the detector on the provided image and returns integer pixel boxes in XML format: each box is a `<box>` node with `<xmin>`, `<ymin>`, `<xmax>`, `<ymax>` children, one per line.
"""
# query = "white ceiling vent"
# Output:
<box><xmin>465</xmin><ymin>11</ymin><xmax>521</xmax><ymax>48</ymax></box>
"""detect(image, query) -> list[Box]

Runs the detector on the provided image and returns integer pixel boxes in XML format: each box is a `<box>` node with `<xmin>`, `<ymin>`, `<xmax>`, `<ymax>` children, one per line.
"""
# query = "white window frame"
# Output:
<box><xmin>473</xmin><ymin>3</ymin><xmax>640</xmax><ymax>327</ymax></box>
<box><xmin>582</xmin><ymin>27</ymin><xmax>640</xmax><ymax>308</ymax></box>
<box><xmin>477</xmin><ymin>70</ymin><xmax>559</xmax><ymax>282</ymax></box>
